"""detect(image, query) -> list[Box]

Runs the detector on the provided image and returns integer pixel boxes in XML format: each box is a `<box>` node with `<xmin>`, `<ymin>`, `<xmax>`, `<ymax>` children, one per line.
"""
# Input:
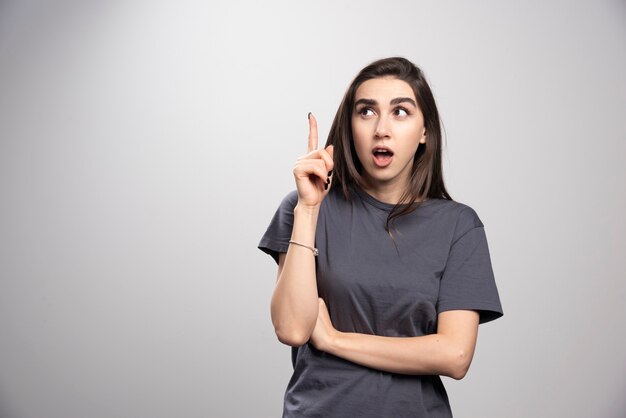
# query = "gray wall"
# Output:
<box><xmin>1</xmin><ymin>1</ymin><xmax>624</xmax><ymax>417</ymax></box>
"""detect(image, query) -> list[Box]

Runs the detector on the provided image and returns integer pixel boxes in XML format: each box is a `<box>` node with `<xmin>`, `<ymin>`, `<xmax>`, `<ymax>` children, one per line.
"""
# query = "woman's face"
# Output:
<box><xmin>351</xmin><ymin>76</ymin><xmax>426</xmax><ymax>194</ymax></box>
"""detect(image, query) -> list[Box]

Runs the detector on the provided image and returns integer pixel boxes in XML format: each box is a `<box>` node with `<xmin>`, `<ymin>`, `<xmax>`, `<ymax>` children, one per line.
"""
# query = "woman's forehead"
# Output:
<box><xmin>355</xmin><ymin>77</ymin><xmax>415</xmax><ymax>102</ymax></box>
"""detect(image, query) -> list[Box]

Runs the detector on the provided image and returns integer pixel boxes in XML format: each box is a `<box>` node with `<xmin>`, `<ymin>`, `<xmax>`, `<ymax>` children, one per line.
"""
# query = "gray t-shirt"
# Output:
<box><xmin>258</xmin><ymin>184</ymin><xmax>503</xmax><ymax>418</ymax></box>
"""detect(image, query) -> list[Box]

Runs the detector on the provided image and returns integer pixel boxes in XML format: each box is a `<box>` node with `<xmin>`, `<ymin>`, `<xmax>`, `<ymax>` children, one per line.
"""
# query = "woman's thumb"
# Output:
<box><xmin>326</xmin><ymin>144</ymin><xmax>334</xmax><ymax>159</ymax></box>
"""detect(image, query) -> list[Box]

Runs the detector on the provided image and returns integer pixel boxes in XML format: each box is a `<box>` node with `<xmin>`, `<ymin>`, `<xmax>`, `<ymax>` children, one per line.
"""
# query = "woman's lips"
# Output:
<box><xmin>372</xmin><ymin>152</ymin><xmax>393</xmax><ymax>167</ymax></box>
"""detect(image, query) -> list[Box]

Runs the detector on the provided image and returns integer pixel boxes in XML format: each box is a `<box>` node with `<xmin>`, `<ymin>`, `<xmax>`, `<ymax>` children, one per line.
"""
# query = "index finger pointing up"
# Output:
<box><xmin>307</xmin><ymin>112</ymin><xmax>318</xmax><ymax>152</ymax></box>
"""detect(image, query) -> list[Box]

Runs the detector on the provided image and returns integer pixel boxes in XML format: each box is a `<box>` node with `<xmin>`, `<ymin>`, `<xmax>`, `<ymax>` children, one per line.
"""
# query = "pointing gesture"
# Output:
<box><xmin>293</xmin><ymin>112</ymin><xmax>334</xmax><ymax>209</ymax></box>
<box><xmin>308</xmin><ymin>111</ymin><xmax>319</xmax><ymax>153</ymax></box>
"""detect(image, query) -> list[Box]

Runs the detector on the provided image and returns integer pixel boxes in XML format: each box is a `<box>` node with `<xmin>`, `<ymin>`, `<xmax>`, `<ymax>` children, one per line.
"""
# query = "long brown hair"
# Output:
<box><xmin>325</xmin><ymin>56</ymin><xmax>453</xmax><ymax>234</ymax></box>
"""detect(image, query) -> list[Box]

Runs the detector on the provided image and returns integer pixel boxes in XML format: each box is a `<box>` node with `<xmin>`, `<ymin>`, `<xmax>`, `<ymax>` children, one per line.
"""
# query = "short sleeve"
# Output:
<box><xmin>257</xmin><ymin>190</ymin><xmax>298</xmax><ymax>264</ymax></box>
<box><xmin>437</xmin><ymin>207</ymin><xmax>503</xmax><ymax>324</ymax></box>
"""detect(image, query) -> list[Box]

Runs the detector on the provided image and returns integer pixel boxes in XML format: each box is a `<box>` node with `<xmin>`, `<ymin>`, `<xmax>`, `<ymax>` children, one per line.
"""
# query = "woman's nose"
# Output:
<box><xmin>375</xmin><ymin>116</ymin><xmax>391</xmax><ymax>138</ymax></box>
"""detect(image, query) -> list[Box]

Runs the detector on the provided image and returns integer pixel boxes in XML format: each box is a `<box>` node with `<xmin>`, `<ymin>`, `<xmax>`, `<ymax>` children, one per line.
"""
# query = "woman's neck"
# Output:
<box><xmin>360</xmin><ymin>177</ymin><xmax>408</xmax><ymax>205</ymax></box>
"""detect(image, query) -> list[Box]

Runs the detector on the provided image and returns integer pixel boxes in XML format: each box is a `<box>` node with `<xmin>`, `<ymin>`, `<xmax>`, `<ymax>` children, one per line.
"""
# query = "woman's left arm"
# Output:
<box><xmin>311</xmin><ymin>298</ymin><xmax>479</xmax><ymax>380</ymax></box>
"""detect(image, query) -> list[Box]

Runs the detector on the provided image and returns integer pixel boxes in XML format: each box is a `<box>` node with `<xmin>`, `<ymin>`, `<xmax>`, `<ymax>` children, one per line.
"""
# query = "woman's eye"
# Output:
<box><xmin>395</xmin><ymin>107</ymin><xmax>409</xmax><ymax>117</ymax></box>
<box><xmin>358</xmin><ymin>108</ymin><xmax>374</xmax><ymax>116</ymax></box>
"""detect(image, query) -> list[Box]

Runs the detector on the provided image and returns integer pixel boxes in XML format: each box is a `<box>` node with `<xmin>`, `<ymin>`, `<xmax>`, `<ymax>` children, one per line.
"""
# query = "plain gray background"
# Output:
<box><xmin>1</xmin><ymin>1</ymin><xmax>625</xmax><ymax>417</ymax></box>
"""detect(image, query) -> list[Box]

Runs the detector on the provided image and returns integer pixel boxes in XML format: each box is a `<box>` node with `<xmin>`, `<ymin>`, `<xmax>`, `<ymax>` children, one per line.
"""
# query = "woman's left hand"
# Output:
<box><xmin>310</xmin><ymin>298</ymin><xmax>338</xmax><ymax>352</ymax></box>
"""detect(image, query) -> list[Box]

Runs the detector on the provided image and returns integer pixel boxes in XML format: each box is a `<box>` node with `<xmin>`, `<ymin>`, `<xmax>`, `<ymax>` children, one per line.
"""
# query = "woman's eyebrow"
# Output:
<box><xmin>354</xmin><ymin>97</ymin><xmax>417</xmax><ymax>107</ymax></box>
<box><xmin>390</xmin><ymin>97</ymin><xmax>417</xmax><ymax>107</ymax></box>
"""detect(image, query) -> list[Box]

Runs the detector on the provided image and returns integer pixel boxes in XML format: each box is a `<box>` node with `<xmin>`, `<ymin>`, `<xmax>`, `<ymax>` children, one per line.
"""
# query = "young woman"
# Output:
<box><xmin>258</xmin><ymin>57</ymin><xmax>503</xmax><ymax>417</ymax></box>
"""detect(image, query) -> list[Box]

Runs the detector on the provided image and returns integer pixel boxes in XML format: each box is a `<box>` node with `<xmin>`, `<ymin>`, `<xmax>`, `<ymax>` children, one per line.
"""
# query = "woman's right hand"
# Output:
<box><xmin>293</xmin><ymin>113</ymin><xmax>334</xmax><ymax>209</ymax></box>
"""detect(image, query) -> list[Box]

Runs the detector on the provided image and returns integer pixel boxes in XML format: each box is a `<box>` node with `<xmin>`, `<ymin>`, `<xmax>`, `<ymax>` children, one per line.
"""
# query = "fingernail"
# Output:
<box><xmin>324</xmin><ymin>183</ymin><xmax>329</xmax><ymax>190</ymax></box>
<box><xmin>307</xmin><ymin>112</ymin><xmax>311</xmax><ymax>120</ymax></box>
<box><xmin>328</xmin><ymin>170</ymin><xmax>333</xmax><ymax>177</ymax></box>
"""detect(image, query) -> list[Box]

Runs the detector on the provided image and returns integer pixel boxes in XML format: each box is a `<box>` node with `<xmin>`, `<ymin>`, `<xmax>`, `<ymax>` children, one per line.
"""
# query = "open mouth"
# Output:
<box><xmin>372</xmin><ymin>147</ymin><xmax>394</xmax><ymax>167</ymax></box>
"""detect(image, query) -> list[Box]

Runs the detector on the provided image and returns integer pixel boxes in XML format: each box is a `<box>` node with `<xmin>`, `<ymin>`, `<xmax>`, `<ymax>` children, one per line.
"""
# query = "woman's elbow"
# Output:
<box><xmin>270</xmin><ymin>294</ymin><xmax>317</xmax><ymax>347</ymax></box>
<box><xmin>275</xmin><ymin>328</ymin><xmax>311</xmax><ymax>347</ymax></box>
<box><xmin>448</xmin><ymin>348</ymin><xmax>473</xmax><ymax>380</ymax></box>
<box><xmin>272</xmin><ymin>316</ymin><xmax>315</xmax><ymax>347</ymax></box>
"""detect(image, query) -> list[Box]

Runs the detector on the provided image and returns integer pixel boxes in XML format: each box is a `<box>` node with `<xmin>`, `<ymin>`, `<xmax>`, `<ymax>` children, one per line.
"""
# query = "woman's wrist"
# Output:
<box><xmin>294</xmin><ymin>203</ymin><xmax>320</xmax><ymax>217</ymax></box>
<box><xmin>323</xmin><ymin>329</ymin><xmax>342</xmax><ymax>355</ymax></box>
<box><xmin>290</xmin><ymin>203</ymin><xmax>320</xmax><ymax>246</ymax></box>
<box><xmin>328</xmin><ymin>330</ymin><xmax>342</xmax><ymax>353</ymax></box>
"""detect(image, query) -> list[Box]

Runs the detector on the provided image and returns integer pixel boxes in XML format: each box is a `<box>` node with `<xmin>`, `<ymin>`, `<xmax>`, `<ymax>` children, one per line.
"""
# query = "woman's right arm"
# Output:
<box><xmin>270</xmin><ymin>113</ymin><xmax>334</xmax><ymax>347</ymax></box>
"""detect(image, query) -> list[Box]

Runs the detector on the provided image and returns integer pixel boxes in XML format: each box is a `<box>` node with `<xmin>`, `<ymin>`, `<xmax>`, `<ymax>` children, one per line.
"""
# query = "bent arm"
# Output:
<box><xmin>323</xmin><ymin>310</ymin><xmax>480</xmax><ymax>380</ymax></box>
<box><xmin>270</xmin><ymin>205</ymin><xmax>320</xmax><ymax>347</ymax></box>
